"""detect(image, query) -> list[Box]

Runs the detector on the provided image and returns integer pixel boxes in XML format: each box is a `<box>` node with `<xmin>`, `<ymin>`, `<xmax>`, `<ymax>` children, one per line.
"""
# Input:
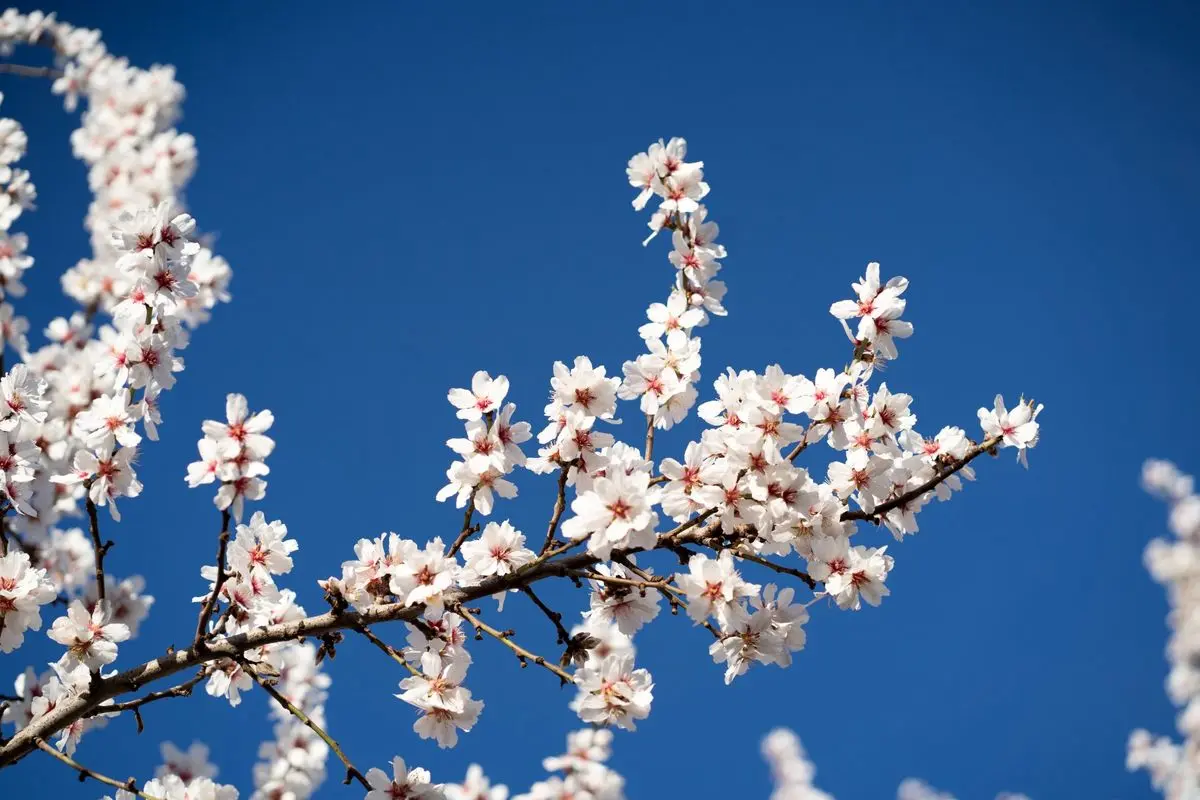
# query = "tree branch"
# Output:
<box><xmin>519</xmin><ymin>585</ymin><xmax>571</xmax><ymax>645</ymax></box>
<box><xmin>82</xmin><ymin>670</ymin><xmax>207</xmax><ymax>734</ymax></box>
<box><xmin>446</xmin><ymin>494</ymin><xmax>477</xmax><ymax>557</ymax></box>
<box><xmin>353</xmin><ymin>623</ymin><xmax>420</xmax><ymax>677</ymax></box>
<box><xmin>0</xmin><ymin>63</ymin><xmax>62</xmax><ymax>79</ymax></box>
<box><xmin>0</xmin><ymin>483</ymin><xmax>906</xmax><ymax>768</ymax></box>
<box><xmin>731</xmin><ymin>548</ymin><xmax>817</xmax><ymax>590</ymax></box>
<box><xmin>84</xmin><ymin>496</ymin><xmax>111</xmax><ymax>603</ymax></box>
<box><xmin>456</xmin><ymin>604</ymin><xmax>574</xmax><ymax>685</ymax></box>
<box><xmin>35</xmin><ymin>739</ymin><xmax>160</xmax><ymax>799</ymax></box>
<box><xmin>644</xmin><ymin>413</ymin><xmax>656</xmax><ymax>461</ymax></box>
<box><xmin>840</xmin><ymin>435</ymin><xmax>1001</xmax><ymax>522</ymax></box>
<box><xmin>192</xmin><ymin>509</ymin><xmax>232</xmax><ymax>645</ymax></box>
<box><xmin>242</xmin><ymin>661</ymin><xmax>370</xmax><ymax>789</ymax></box>
<box><xmin>539</xmin><ymin>462</ymin><xmax>571</xmax><ymax>554</ymax></box>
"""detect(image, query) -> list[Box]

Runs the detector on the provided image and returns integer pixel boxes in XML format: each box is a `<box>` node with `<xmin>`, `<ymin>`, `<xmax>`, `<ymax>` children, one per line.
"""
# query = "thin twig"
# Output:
<box><xmin>83</xmin><ymin>670</ymin><xmax>207</xmax><ymax>733</ymax></box>
<box><xmin>786</xmin><ymin>422</ymin><xmax>818</xmax><ymax>462</ymax></box>
<box><xmin>0</xmin><ymin>63</ymin><xmax>62</xmax><ymax>79</ymax></box>
<box><xmin>613</xmin><ymin>555</ymin><xmax>722</xmax><ymax>639</ymax></box>
<box><xmin>539</xmin><ymin>462</ymin><xmax>571</xmax><ymax>554</ymax></box>
<box><xmin>644</xmin><ymin>413</ymin><xmax>656</xmax><ymax>462</ymax></box>
<box><xmin>841</xmin><ymin>435</ymin><xmax>1002</xmax><ymax>522</ymax></box>
<box><xmin>446</xmin><ymin>494</ymin><xmax>477</xmax><ymax>557</ymax></box>
<box><xmin>456</xmin><ymin>605</ymin><xmax>574</xmax><ymax>685</ymax></box>
<box><xmin>242</xmin><ymin>661</ymin><xmax>370</xmax><ymax>789</ymax></box>
<box><xmin>84</xmin><ymin>496</ymin><xmax>111</xmax><ymax>603</ymax></box>
<box><xmin>354</xmin><ymin>624</ymin><xmax>420</xmax><ymax>677</ymax></box>
<box><xmin>520</xmin><ymin>585</ymin><xmax>571</xmax><ymax>644</ymax></box>
<box><xmin>574</xmin><ymin>570</ymin><xmax>670</xmax><ymax>592</ymax></box>
<box><xmin>193</xmin><ymin>509</ymin><xmax>232</xmax><ymax>645</ymax></box>
<box><xmin>35</xmin><ymin>739</ymin><xmax>160</xmax><ymax>799</ymax></box>
<box><xmin>732</xmin><ymin>548</ymin><xmax>817</xmax><ymax>590</ymax></box>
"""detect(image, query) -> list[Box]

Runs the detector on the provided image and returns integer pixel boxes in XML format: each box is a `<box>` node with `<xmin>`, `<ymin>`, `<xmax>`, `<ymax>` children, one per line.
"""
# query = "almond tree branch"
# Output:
<box><xmin>242</xmin><ymin>660</ymin><xmax>370</xmax><ymax>789</ymax></box>
<box><xmin>35</xmin><ymin>738</ymin><xmax>160</xmax><ymax>800</ymax></box>
<box><xmin>840</xmin><ymin>435</ymin><xmax>1001</xmax><ymax>522</ymax></box>
<box><xmin>786</xmin><ymin>422</ymin><xmax>818</xmax><ymax>462</ymax></box>
<box><xmin>520</xmin><ymin>585</ymin><xmax>571</xmax><ymax>645</ymax></box>
<box><xmin>353</xmin><ymin>623</ymin><xmax>420</xmax><ymax>677</ymax></box>
<box><xmin>84</xmin><ymin>495</ymin><xmax>112</xmax><ymax>603</ymax></box>
<box><xmin>613</xmin><ymin>554</ymin><xmax>723</xmax><ymax>639</ymax></box>
<box><xmin>82</xmin><ymin>669</ymin><xmax>208</xmax><ymax>733</ymax></box>
<box><xmin>0</xmin><ymin>63</ymin><xmax>62</xmax><ymax>79</ymax></box>
<box><xmin>446</xmin><ymin>495</ymin><xmax>478</xmax><ymax>557</ymax></box>
<box><xmin>644</xmin><ymin>413</ymin><xmax>656</xmax><ymax>461</ymax></box>
<box><xmin>0</xmin><ymin>441</ymin><xmax>997</xmax><ymax>770</ymax></box>
<box><xmin>539</xmin><ymin>462</ymin><xmax>572</xmax><ymax>554</ymax></box>
<box><xmin>456</xmin><ymin>604</ymin><xmax>574</xmax><ymax>685</ymax></box>
<box><xmin>192</xmin><ymin>509</ymin><xmax>232</xmax><ymax>645</ymax></box>
<box><xmin>731</xmin><ymin>548</ymin><xmax>817</xmax><ymax>590</ymax></box>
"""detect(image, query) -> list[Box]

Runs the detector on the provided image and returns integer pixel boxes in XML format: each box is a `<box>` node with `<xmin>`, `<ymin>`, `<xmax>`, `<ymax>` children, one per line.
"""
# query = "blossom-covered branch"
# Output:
<box><xmin>0</xmin><ymin>10</ymin><xmax>1047</xmax><ymax>798</ymax></box>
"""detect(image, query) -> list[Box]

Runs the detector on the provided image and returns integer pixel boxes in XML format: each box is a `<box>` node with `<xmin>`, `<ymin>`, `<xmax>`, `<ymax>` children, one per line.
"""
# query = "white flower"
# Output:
<box><xmin>366</xmin><ymin>756</ymin><xmax>444</xmax><ymax>800</ymax></box>
<box><xmin>446</xmin><ymin>765</ymin><xmax>505</xmax><ymax>800</ymax></box>
<box><xmin>391</xmin><ymin>537</ymin><xmax>458</xmax><ymax>610</ymax></box>
<box><xmin>978</xmin><ymin>394</ymin><xmax>1042</xmax><ymax>466</ymax></box>
<box><xmin>0</xmin><ymin>363</ymin><xmax>48</xmax><ymax>431</ymax></box>
<box><xmin>202</xmin><ymin>392</ymin><xmax>275</xmax><ymax>460</ymax></box>
<box><xmin>570</xmin><ymin>652</ymin><xmax>653</xmax><ymax>731</ymax></box>
<box><xmin>561</xmin><ymin>470</ymin><xmax>659</xmax><ymax>559</ymax></box>
<box><xmin>47</xmin><ymin>599</ymin><xmax>131</xmax><ymax>668</ymax></box>
<box><xmin>227</xmin><ymin>511</ymin><xmax>296</xmax><ymax>578</ymax></box>
<box><xmin>674</xmin><ymin>550</ymin><xmax>759</xmax><ymax>628</ymax></box>
<box><xmin>460</xmin><ymin>521</ymin><xmax>534</xmax><ymax>583</ymax></box>
<box><xmin>448</xmin><ymin>371</ymin><xmax>510</xmax><ymax>421</ymax></box>
<box><xmin>0</xmin><ymin>550</ymin><xmax>57</xmax><ymax>652</ymax></box>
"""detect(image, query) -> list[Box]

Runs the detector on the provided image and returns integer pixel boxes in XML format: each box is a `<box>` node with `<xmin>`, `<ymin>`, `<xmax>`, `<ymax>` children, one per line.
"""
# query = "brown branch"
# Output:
<box><xmin>192</xmin><ymin>509</ymin><xmax>232</xmax><ymax>645</ymax></box>
<box><xmin>786</xmin><ymin>422</ymin><xmax>818</xmax><ymax>462</ymax></box>
<box><xmin>84</xmin><ymin>496</ymin><xmax>111</xmax><ymax>603</ymax></box>
<box><xmin>0</xmin><ymin>440</ymin><xmax>1006</xmax><ymax>770</ymax></box>
<box><xmin>83</xmin><ymin>670</ymin><xmax>207</xmax><ymax>733</ymax></box>
<box><xmin>520</xmin><ymin>585</ymin><xmax>571</xmax><ymax>645</ymax></box>
<box><xmin>575</xmin><ymin>570</ymin><xmax>669</xmax><ymax>593</ymax></box>
<box><xmin>0</xmin><ymin>63</ymin><xmax>63</xmax><ymax>79</ymax></box>
<box><xmin>353</xmin><ymin>623</ymin><xmax>420</xmax><ymax>677</ymax></box>
<box><xmin>242</xmin><ymin>661</ymin><xmax>370</xmax><ymax>789</ymax></box>
<box><xmin>456</xmin><ymin>604</ymin><xmax>574</xmax><ymax>685</ymax></box>
<box><xmin>446</xmin><ymin>495</ymin><xmax>477</xmax><ymax>557</ymax></box>
<box><xmin>35</xmin><ymin>739</ymin><xmax>160</xmax><ymax>799</ymax></box>
<box><xmin>613</xmin><ymin>554</ymin><xmax>722</xmax><ymax>639</ymax></box>
<box><xmin>644</xmin><ymin>413</ymin><xmax>656</xmax><ymax>462</ymax></box>
<box><xmin>840</xmin><ymin>435</ymin><xmax>1001</xmax><ymax>522</ymax></box>
<box><xmin>539</xmin><ymin>462</ymin><xmax>571</xmax><ymax>554</ymax></box>
<box><xmin>732</xmin><ymin>548</ymin><xmax>817</xmax><ymax>590</ymax></box>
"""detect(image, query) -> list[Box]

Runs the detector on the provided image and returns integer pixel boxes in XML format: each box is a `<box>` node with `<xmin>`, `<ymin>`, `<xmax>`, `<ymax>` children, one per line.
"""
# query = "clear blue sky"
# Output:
<box><xmin>2</xmin><ymin>2</ymin><xmax>1198</xmax><ymax>797</ymax></box>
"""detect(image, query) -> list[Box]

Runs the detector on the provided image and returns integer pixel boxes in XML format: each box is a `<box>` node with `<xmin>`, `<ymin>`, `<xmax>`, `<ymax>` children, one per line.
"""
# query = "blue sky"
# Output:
<box><xmin>2</xmin><ymin>1</ymin><xmax>1199</xmax><ymax>797</ymax></box>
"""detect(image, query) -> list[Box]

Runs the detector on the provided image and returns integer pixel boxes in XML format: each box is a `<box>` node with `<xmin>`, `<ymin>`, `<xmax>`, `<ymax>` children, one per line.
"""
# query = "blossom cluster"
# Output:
<box><xmin>1</xmin><ymin>8</ymin><xmax>230</xmax><ymax>759</ymax></box>
<box><xmin>1128</xmin><ymin>459</ymin><xmax>1200</xmax><ymax>797</ymax></box>
<box><xmin>249</xmin><ymin>642</ymin><xmax>331</xmax><ymax>800</ymax></box>
<box><xmin>186</xmin><ymin>393</ymin><xmax>275</xmax><ymax>521</ymax></box>
<box><xmin>512</xmin><ymin>727</ymin><xmax>625</xmax><ymax>800</ymax></box>
<box><xmin>360</xmin><ymin>728</ymin><xmax>626</xmax><ymax>800</ymax></box>
<box><xmin>764</xmin><ymin>728</ymin><xmax>1029</xmax><ymax>800</ymax></box>
<box><xmin>438</xmin><ymin>371</ymin><xmax>529</xmax><ymax>517</ymax></box>
<box><xmin>761</xmin><ymin>727</ymin><xmax>832</xmax><ymax>800</ymax></box>
<box><xmin>0</xmin><ymin>24</ymin><xmax>1054</xmax><ymax>793</ymax></box>
<box><xmin>99</xmin><ymin>739</ymin><xmax>239</xmax><ymax>800</ymax></box>
<box><xmin>621</xmin><ymin>137</ymin><xmax>725</xmax><ymax>431</ymax></box>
